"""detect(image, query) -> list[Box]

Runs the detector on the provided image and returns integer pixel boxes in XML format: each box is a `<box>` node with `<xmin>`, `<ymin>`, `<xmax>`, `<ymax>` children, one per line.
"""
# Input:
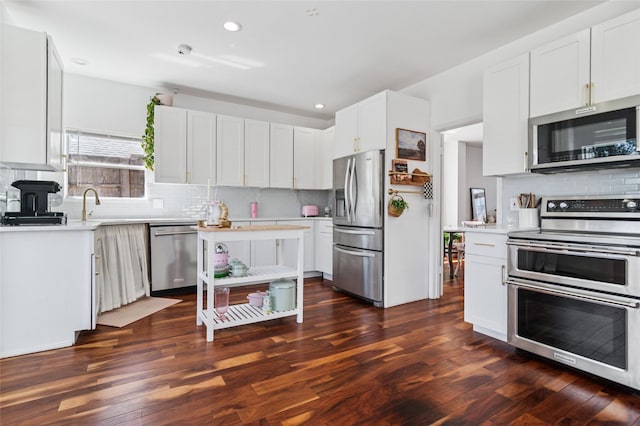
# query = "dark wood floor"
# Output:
<box><xmin>2</xmin><ymin>273</ymin><xmax>640</xmax><ymax>425</ymax></box>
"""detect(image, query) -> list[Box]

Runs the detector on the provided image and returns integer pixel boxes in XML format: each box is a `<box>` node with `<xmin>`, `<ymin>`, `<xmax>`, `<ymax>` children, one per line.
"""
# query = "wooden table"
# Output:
<box><xmin>443</xmin><ymin>227</ymin><xmax>464</xmax><ymax>278</ymax></box>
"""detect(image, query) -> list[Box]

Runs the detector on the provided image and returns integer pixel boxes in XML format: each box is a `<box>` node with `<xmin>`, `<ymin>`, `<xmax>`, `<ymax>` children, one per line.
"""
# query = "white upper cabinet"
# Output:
<box><xmin>155</xmin><ymin>107</ymin><xmax>216</xmax><ymax>184</ymax></box>
<box><xmin>483</xmin><ymin>54</ymin><xmax>530</xmax><ymax>176</ymax></box>
<box><xmin>530</xmin><ymin>8</ymin><xmax>640</xmax><ymax>117</ymax></box>
<box><xmin>269</xmin><ymin>123</ymin><xmax>294</xmax><ymax>189</ymax></box>
<box><xmin>244</xmin><ymin>119</ymin><xmax>270</xmax><ymax>187</ymax></box>
<box><xmin>47</xmin><ymin>39</ymin><xmax>65</xmax><ymax>172</ymax></box>
<box><xmin>335</xmin><ymin>91</ymin><xmax>386</xmax><ymax>159</ymax></box>
<box><xmin>216</xmin><ymin>115</ymin><xmax>245</xmax><ymax>186</ymax></box>
<box><xmin>154</xmin><ymin>106</ymin><xmax>187</xmax><ymax>183</ymax></box>
<box><xmin>293</xmin><ymin>126</ymin><xmax>319</xmax><ymax>189</ymax></box>
<box><xmin>0</xmin><ymin>25</ymin><xmax>64</xmax><ymax>171</ymax></box>
<box><xmin>317</xmin><ymin>126</ymin><xmax>334</xmax><ymax>190</ymax></box>
<box><xmin>335</xmin><ymin>103</ymin><xmax>359</xmax><ymax>159</ymax></box>
<box><xmin>591</xmin><ymin>8</ymin><xmax>640</xmax><ymax>104</ymax></box>
<box><xmin>187</xmin><ymin>110</ymin><xmax>216</xmax><ymax>185</ymax></box>
<box><xmin>530</xmin><ymin>29</ymin><xmax>590</xmax><ymax>117</ymax></box>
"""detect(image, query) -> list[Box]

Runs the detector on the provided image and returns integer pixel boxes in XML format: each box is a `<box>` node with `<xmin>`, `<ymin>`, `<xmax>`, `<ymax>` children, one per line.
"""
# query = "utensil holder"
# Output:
<box><xmin>519</xmin><ymin>208</ymin><xmax>539</xmax><ymax>228</ymax></box>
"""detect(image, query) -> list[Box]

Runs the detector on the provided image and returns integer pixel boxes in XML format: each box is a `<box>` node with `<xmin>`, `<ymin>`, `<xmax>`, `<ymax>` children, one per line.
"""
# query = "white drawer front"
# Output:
<box><xmin>464</xmin><ymin>232</ymin><xmax>507</xmax><ymax>258</ymax></box>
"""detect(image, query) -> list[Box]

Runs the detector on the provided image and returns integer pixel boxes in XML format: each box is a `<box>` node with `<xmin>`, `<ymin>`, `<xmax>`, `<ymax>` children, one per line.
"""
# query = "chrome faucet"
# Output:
<box><xmin>82</xmin><ymin>188</ymin><xmax>101</xmax><ymax>221</ymax></box>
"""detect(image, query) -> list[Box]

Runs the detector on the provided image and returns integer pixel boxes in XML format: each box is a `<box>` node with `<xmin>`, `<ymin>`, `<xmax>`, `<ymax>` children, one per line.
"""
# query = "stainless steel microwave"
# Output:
<box><xmin>529</xmin><ymin>94</ymin><xmax>640</xmax><ymax>173</ymax></box>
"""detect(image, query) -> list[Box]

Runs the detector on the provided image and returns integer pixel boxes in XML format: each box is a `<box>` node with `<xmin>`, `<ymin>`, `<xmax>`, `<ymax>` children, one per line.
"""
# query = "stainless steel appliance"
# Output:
<box><xmin>149</xmin><ymin>223</ymin><xmax>197</xmax><ymax>294</ymax></box>
<box><xmin>333</xmin><ymin>150</ymin><xmax>384</xmax><ymax>306</ymax></box>
<box><xmin>1</xmin><ymin>180</ymin><xmax>66</xmax><ymax>225</ymax></box>
<box><xmin>529</xmin><ymin>94</ymin><xmax>640</xmax><ymax>173</ymax></box>
<box><xmin>507</xmin><ymin>195</ymin><xmax>640</xmax><ymax>390</ymax></box>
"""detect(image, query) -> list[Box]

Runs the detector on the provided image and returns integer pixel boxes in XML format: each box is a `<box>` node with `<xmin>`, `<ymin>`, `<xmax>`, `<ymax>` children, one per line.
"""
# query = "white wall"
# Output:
<box><xmin>2</xmin><ymin>74</ymin><xmax>332</xmax><ymax>220</ymax></box>
<box><xmin>401</xmin><ymin>2</ymin><xmax>640</xmax><ymax>228</ymax></box>
<box><xmin>465</xmin><ymin>145</ymin><xmax>497</xmax><ymax>220</ymax></box>
<box><xmin>402</xmin><ymin>2</ymin><xmax>640</xmax><ymax>132</ymax></box>
<box><xmin>64</xmin><ymin>74</ymin><xmax>331</xmax><ymax>137</ymax></box>
<box><xmin>441</xmin><ymin>135</ymin><xmax>458</xmax><ymax>227</ymax></box>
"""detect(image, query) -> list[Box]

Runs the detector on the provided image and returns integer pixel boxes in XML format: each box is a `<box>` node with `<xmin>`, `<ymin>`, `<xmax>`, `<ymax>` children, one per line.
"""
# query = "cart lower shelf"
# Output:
<box><xmin>198</xmin><ymin>265</ymin><xmax>298</xmax><ymax>288</ymax></box>
<box><xmin>198</xmin><ymin>303</ymin><xmax>298</xmax><ymax>330</ymax></box>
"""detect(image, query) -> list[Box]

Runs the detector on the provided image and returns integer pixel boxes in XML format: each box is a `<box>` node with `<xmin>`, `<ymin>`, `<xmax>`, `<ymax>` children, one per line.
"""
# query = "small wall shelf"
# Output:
<box><xmin>388</xmin><ymin>169</ymin><xmax>431</xmax><ymax>186</ymax></box>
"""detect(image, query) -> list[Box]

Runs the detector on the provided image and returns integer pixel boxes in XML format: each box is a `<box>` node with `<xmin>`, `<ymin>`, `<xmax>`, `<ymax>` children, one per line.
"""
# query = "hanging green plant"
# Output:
<box><xmin>142</xmin><ymin>96</ymin><xmax>161</xmax><ymax>171</ymax></box>
<box><xmin>388</xmin><ymin>195</ymin><xmax>409</xmax><ymax>217</ymax></box>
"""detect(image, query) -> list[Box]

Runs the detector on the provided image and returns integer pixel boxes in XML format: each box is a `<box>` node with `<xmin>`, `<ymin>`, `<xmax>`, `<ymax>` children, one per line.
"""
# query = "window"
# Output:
<box><xmin>66</xmin><ymin>130</ymin><xmax>146</xmax><ymax>198</ymax></box>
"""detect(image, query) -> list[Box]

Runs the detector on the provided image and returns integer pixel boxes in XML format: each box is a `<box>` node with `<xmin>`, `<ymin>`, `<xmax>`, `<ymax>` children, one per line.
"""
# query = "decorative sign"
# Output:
<box><xmin>390</xmin><ymin>159</ymin><xmax>410</xmax><ymax>184</ymax></box>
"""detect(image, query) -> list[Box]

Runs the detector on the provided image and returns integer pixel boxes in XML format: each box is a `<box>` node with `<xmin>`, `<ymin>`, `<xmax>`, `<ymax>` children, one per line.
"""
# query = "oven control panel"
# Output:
<box><xmin>545</xmin><ymin>197</ymin><xmax>640</xmax><ymax>213</ymax></box>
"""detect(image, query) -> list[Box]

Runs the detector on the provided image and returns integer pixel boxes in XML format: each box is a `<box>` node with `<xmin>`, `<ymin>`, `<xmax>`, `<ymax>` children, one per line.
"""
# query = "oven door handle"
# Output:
<box><xmin>506</xmin><ymin>279</ymin><xmax>640</xmax><ymax>309</ymax></box>
<box><xmin>507</xmin><ymin>240</ymin><xmax>640</xmax><ymax>257</ymax></box>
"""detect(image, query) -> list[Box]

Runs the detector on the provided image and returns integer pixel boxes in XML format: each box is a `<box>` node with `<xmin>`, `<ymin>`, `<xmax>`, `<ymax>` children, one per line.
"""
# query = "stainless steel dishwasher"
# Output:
<box><xmin>149</xmin><ymin>223</ymin><xmax>197</xmax><ymax>294</ymax></box>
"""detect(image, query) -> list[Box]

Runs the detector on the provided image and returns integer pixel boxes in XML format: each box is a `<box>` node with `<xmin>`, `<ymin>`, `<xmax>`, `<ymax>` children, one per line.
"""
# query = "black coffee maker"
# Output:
<box><xmin>1</xmin><ymin>180</ymin><xmax>67</xmax><ymax>225</ymax></box>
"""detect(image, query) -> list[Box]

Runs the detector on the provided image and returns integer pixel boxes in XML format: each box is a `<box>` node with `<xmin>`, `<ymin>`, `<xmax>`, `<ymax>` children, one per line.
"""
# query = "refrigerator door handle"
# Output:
<box><xmin>334</xmin><ymin>228</ymin><xmax>376</xmax><ymax>236</ymax></box>
<box><xmin>350</xmin><ymin>161</ymin><xmax>357</xmax><ymax>217</ymax></box>
<box><xmin>344</xmin><ymin>158</ymin><xmax>352</xmax><ymax>222</ymax></box>
<box><xmin>335</xmin><ymin>246</ymin><xmax>376</xmax><ymax>258</ymax></box>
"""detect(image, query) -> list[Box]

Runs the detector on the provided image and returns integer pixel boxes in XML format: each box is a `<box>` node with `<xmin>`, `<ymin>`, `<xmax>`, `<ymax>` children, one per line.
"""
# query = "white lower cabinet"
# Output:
<box><xmin>220</xmin><ymin>221</ymin><xmax>251</xmax><ymax>264</ymax></box>
<box><xmin>251</xmin><ymin>221</ymin><xmax>276</xmax><ymax>267</ymax></box>
<box><xmin>0</xmin><ymin>229</ymin><xmax>95</xmax><ymax>358</ymax></box>
<box><xmin>277</xmin><ymin>220</ymin><xmax>314</xmax><ymax>271</ymax></box>
<box><xmin>314</xmin><ymin>220</ymin><xmax>333</xmax><ymax>276</ymax></box>
<box><xmin>463</xmin><ymin>232</ymin><xmax>508</xmax><ymax>342</ymax></box>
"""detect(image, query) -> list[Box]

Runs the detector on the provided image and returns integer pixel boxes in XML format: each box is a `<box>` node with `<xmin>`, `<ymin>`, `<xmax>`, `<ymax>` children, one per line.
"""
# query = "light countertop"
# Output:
<box><xmin>444</xmin><ymin>224</ymin><xmax>539</xmax><ymax>235</ymax></box>
<box><xmin>0</xmin><ymin>215</ymin><xmax>332</xmax><ymax>233</ymax></box>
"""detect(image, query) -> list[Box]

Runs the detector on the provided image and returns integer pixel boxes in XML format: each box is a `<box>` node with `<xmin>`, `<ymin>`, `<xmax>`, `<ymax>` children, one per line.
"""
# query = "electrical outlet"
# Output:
<box><xmin>510</xmin><ymin>198</ymin><xmax>519</xmax><ymax>211</ymax></box>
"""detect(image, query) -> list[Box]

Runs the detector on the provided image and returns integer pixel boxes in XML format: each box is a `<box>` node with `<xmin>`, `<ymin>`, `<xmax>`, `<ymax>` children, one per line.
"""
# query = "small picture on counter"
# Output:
<box><xmin>396</xmin><ymin>128</ymin><xmax>426</xmax><ymax>161</ymax></box>
<box><xmin>390</xmin><ymin>159</ymin><xmax>410</xmax><ymax>184</ymax></box>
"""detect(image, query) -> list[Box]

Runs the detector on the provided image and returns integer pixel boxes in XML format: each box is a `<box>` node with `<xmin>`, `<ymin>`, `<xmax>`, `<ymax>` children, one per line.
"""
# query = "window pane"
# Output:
<box><xmin>66</xmin><ymin>131</ymin><xmax>145</xmax><ymax>198</ymax></box>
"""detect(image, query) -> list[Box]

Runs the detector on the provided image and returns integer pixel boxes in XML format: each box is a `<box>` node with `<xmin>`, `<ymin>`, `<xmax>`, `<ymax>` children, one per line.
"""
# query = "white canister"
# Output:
<box><xmin>519</xmin><ymin>208</ymin><xmax>539</xmax><ymax>228</ymax></box>
<box><xmin>269</xmin><ymin>279</ymin><xmax>296</xmax><ymax>311</ymax></box>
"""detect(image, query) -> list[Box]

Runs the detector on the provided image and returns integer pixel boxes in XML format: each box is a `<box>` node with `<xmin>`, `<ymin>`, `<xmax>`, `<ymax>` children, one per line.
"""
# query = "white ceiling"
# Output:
<box><xmin>4</xmin><ymin>1</ymin><xmax>604</xmax><ymax>120</ymax></box>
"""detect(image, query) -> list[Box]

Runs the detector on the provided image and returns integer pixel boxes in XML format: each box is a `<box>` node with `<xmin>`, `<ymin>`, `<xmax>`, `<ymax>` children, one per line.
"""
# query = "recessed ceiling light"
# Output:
<box><xmin>223</xmin><ymin>21</ymin><xmax>242</xmax><ymax>32</ymax></box>
<box><xmin>306</xmin><ymin>8</ymin><xmax>319</xmax><ymax>16</ymax></box>
<box><xmin>71</xmin><ymin>57</ymin><xmax>88</xmax><ymax>66</ymax></box>
<box><xmin>314</xmin><ymin>103</ymin><xmax>325</xmax><ymax>109</ymax></box>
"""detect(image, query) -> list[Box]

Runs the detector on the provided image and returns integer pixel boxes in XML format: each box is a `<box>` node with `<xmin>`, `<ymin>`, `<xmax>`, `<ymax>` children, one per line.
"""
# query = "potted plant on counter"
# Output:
<box><xmin>388</xmin><ymin>194</ymin><xmax>409</xmax><ymax>217</ymax></box>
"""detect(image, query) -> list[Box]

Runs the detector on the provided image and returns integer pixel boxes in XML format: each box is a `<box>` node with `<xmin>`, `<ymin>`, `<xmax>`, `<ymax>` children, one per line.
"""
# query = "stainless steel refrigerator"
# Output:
<box><xmin>333</xmin><ymin>149</ymin><xmax>384</xmax><ymax>306</ymax></box>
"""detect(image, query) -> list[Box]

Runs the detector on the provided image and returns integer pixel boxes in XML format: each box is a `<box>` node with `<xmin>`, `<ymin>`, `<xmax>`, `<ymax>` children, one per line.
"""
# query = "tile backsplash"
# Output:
<box><xmin>502</xmin><ymin>167</ymin><xmax>640</xmax><ymax>225</ymax></box>
<box><xmin>6</xmin><ymin>165</ymin><xmax>638</xmax><ymax>222</ymax></box>
<box><xmin>0</xmin><ymin>168</ymin><xmax>331</xmax><ymax>220</ymax></box>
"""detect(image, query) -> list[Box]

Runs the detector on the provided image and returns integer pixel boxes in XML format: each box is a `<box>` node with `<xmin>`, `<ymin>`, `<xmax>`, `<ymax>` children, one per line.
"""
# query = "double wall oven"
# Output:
<box><xmin>507</xmin><ymin>195</ymin><xmax>640</xmax><ymax>390</ymax></box>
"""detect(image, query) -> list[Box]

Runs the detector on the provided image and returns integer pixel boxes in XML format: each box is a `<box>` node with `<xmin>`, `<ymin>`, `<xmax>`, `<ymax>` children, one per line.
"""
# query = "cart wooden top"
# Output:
<box><xmin>193</xmin><ymin>224</ymin><xmax>309</xmax><ymax>232</ymax></box>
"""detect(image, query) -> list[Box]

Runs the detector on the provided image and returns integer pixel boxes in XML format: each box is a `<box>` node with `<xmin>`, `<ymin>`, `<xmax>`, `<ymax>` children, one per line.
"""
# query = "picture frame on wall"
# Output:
<box><xmin>470</xmin><ymin>187</ymin><xmax>487</xmax><ymax>223</ymax></box>
<box><xmin>396</xmin><ymin>128</ymin><xmax>426</xmax><ymax>161</ymax></box>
